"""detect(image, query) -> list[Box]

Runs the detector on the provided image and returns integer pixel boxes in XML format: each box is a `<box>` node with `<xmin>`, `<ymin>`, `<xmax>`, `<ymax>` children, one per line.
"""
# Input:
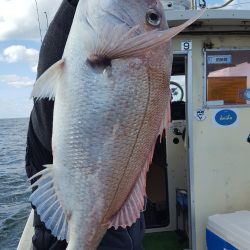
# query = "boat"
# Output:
<box><xmin>18</xmin><ymin>1</ymin><xmax>250</xmax><ymax>249</ymax></box>
<box><xmin>17</xmin><ymin>210</ymin><xmax>34</xmax><ymax>250</ymax></box>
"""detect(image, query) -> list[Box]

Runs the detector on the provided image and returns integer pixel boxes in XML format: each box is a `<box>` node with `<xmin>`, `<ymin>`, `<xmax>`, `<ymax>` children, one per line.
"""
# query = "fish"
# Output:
<box><xmin>29</xmin><ymin>1</ymin><xmax>204</xmax><ymax>249</ymax></box>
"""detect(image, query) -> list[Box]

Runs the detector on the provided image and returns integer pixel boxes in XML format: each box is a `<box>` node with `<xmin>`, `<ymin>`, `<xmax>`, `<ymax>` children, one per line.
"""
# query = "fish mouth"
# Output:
<box><xmin>86</xmin><ymin>55</ymin><xmax>112</xmax><ymax>73</ymax></box>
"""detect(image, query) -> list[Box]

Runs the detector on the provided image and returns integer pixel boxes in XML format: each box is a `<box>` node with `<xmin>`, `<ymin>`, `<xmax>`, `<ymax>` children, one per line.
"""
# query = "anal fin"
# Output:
<box><xmin>108</xmin><ymin>157</ymin><xmax>152</xmax><ymax>229</ymax></box>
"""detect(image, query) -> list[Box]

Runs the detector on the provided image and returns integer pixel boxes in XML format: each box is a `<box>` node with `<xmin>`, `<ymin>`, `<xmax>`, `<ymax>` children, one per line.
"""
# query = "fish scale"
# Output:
<box><xmin>54</xmin><ymin>56</ymin><xmax>149</xmax><ymax>215</ymax></box>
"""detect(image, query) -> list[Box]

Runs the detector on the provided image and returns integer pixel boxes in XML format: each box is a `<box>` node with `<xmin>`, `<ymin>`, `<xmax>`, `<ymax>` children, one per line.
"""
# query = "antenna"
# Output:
<box><xmin>44</xmin><ymin>12</ymin><xmax>49</xmax><ymax>30</ymax></box>
<box><xmin>209</xmin><ymin>0</ymin><xmax>234</xmax><ymax>9</ymax></box>
<box><xmin>34</xmin><ymin>0</ymin><xmax>43</xmax><ymax>43</ymax></box>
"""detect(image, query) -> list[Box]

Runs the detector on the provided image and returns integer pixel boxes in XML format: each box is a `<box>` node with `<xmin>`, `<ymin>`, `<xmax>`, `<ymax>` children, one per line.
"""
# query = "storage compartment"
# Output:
<box><xmin>206</xmin><ymin>211</ymin><xmax>250</xmax><ymax>250</ymax></box>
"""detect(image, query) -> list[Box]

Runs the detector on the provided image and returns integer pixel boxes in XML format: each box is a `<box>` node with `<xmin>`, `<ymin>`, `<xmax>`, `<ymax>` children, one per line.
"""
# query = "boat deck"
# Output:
<box><xmin>143</xmin><ymin>231</ymin><xmax>188</xmax><ymax>250</ymax></box>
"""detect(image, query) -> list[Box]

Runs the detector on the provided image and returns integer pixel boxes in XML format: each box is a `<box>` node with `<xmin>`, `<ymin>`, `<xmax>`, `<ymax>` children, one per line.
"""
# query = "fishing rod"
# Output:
<box><xmin>34</xmin><ymin>0</ymin><xmax>43</xmax><ymax>43</ymax></box>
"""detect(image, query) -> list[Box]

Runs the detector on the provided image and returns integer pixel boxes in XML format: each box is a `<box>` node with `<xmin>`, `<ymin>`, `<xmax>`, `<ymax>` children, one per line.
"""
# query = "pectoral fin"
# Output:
<box><xmin>90</xmin><ymin>10</ymin><xmax>205</xmax><ymax>60</ymax></box>
<box><xmin>31</xmin><ymin>58</ymin><xmax>65</xmax><ymax>100</ymax></box>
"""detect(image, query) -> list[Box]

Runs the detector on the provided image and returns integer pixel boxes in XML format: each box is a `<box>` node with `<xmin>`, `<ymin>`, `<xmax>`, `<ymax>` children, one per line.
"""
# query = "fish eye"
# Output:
<box><xmin>146</xmin><ymin>9</ymin><xmax>161</xmax><ymax>27</ymax></box>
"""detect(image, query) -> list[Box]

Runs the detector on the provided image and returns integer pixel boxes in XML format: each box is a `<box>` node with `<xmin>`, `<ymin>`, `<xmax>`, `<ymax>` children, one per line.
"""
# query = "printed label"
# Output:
<box><xmin>207</xmin><ymin>55</ymin><xmax>232</xmax><ymax>64</ymax></box>
<box><xmin>195</xmin><ymin>109</ymin><xmax>206</xmax><ymax>121</ymax></box>
<box><xmin>243</xmin><ymin>88</ymin><xmax>250</xmax><ymax>101</ymax></box>
<box><xmin>181</xmin><ymin>41</ymin><xmax>192</xmax><ymax>51</ymax></box>
<box><xmin>214</xmin><ymin>109</ymin><xmax>238</xmax><ymax>127</ymax></box>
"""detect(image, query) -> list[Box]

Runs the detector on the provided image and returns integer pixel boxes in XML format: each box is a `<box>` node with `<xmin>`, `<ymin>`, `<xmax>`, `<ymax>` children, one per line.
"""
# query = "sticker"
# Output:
<box><xmin>214</xmin><ymin>109</ymin><xmax>238</xmax><ymax>127</ymax></box>
<box><xmin>181</xmin><ymin>41</ymin><xmax>192</xmax><ymax>51</ymax></box>
<box><xmin>243</xmin><ymin>88</ymin><xmax>250</xmax><ymax>101</ymax></box>
<box><xmin>195</xmin><ymin>109</ymin><xmax>206</xmax><ymax>121</ymax></box>
<box><xmin>207</xmin><ymin>55</ymin><xmax>232</xmax><ymax>64</ymax></box>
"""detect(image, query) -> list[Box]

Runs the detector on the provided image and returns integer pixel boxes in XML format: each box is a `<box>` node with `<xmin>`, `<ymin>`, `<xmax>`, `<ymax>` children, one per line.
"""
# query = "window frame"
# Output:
<box><xmin>203</xmin><ymin>48</ymin><xmax>250</xmax><ymax>109</ymax></box>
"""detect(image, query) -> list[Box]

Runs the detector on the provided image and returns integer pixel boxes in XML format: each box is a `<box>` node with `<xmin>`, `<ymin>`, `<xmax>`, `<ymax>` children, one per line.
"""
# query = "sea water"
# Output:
<box><xmin>0</xmin><ymin>118</ymin><xmax>31</xmax><ymax>250</ymax></box>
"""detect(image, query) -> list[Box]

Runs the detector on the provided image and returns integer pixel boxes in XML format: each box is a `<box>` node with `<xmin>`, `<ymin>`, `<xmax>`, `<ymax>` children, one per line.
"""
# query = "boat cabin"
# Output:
<box><xmin>144</xmin><ymin>8</ymin><xmax>250</xmax><ymax>250</ymax></box>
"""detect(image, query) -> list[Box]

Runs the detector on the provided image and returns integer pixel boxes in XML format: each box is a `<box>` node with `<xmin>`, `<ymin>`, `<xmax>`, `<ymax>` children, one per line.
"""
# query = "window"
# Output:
<box><xmin>205</xmin><ymin>50</ymin><xmax>250</xmax><ymax>106</ymax></box>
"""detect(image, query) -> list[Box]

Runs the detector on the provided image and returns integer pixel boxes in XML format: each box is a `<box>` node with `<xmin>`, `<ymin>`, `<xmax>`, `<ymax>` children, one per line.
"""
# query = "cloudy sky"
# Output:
<box><xmin>0</xmin><ymin>0</ymin><xmax>61</xmax><ymax>119</ymax></box>
<box><xmin>0</xmin><ymin>0</ymin><xmax>249</xmax><ymax>119</ymax></box>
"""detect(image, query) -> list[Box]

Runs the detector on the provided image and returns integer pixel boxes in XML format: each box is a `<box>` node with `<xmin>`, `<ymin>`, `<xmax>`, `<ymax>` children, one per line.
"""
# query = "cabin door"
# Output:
<box><xmin>166</xmin><ymin>52</ymin><xmax>190</xmax><ymax>233</ymax></box>
<box><xmin>144</xmin><ymin>52</ymin><xmax>192</xmax><ymax>241</ymax></box>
